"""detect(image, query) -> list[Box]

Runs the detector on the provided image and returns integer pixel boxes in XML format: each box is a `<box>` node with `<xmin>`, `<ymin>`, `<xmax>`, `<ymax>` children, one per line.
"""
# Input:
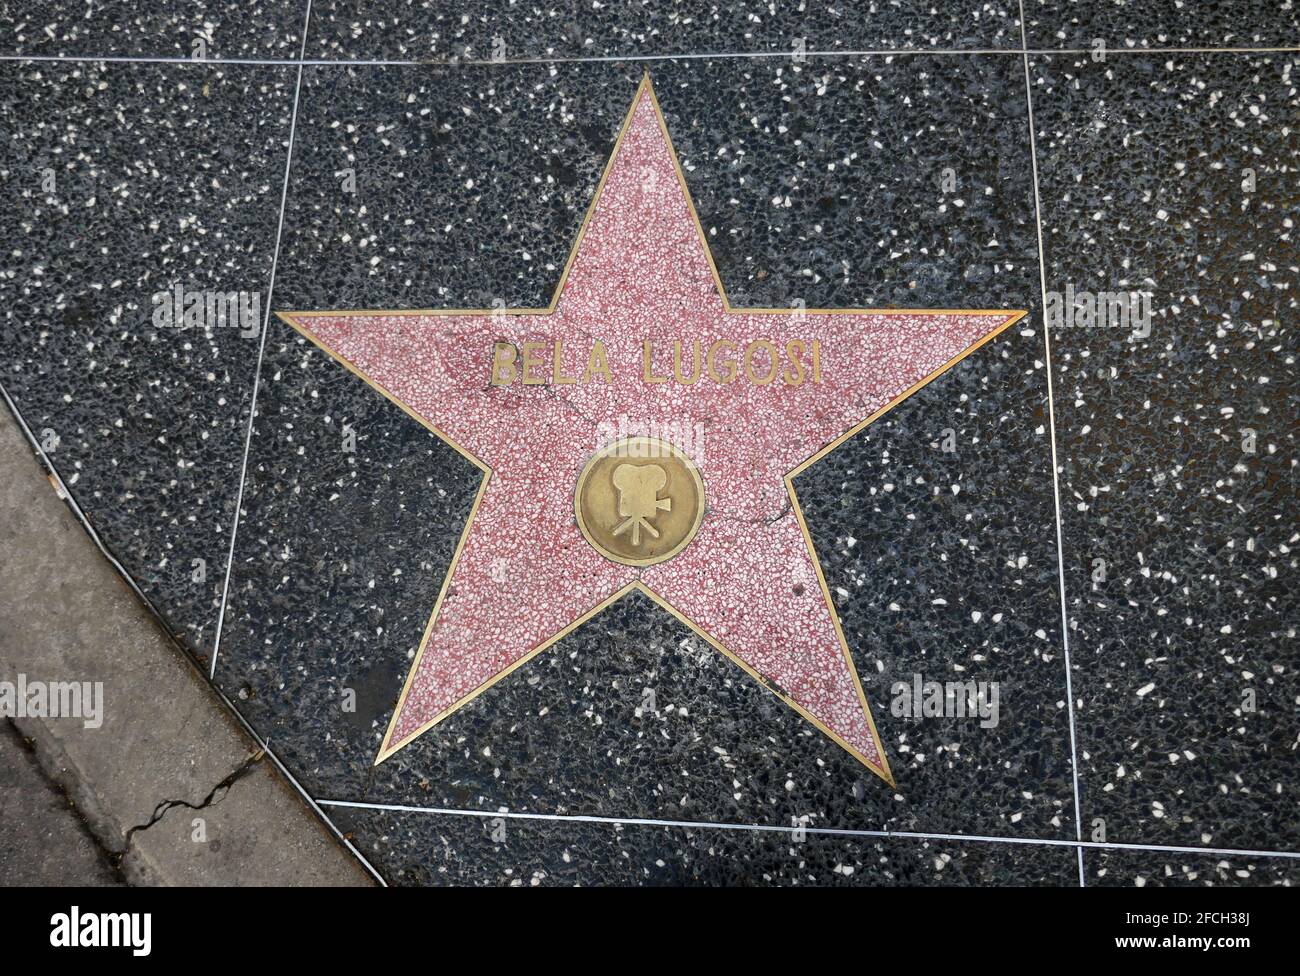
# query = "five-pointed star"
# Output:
<box><xmin>279</xmin><ymin>76</ymin><xmax>1024</xmax><ymax>785</ymax></box>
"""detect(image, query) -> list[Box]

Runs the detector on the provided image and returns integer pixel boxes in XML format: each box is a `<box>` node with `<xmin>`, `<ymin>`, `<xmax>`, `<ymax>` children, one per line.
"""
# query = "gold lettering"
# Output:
<box><xmin>706</xmin><ymin>339</ymin><xmax>737</xmax><ymax>383</ymax></box>
<box><xmin>642</xmin><ymin>340</ymin><xmax>668</xmax><ymax>384</ymax></box>
<box><xmin>491</xmin><ymin>342</ymin><xmax>518</xmax><ymax>386</ymax></box>
<box><xmin>521</xmin><ymin>342</ymin><xmax>547</xmax><ymax>384</ymax></box>
<box><xmin>496</xmin><ymin>337</ymin><xmax>825</xmax><ymax>386</ymax></box>
<box><xmin>672</xmin><ymin>340</ymin><xmax>702</xmax><ymax>385</ymax></box>
<box><xmin>552</xmin><ymin>340</ymin><xmax>576</xmax><ymax>385</ymax></box>
<box><xmin>782</xmin><ymin>340</ymin><xmax>806</xmax><ymax>386</ymax></box>
<box><xmin>744</xmin><ymin>340</ymin><xmax>779</xmax><ymax>386</ymax></box>
<box><xmin>581</xmin><ymin>340</ymin><xmax>611</xmax><ymax>384</ymax></box>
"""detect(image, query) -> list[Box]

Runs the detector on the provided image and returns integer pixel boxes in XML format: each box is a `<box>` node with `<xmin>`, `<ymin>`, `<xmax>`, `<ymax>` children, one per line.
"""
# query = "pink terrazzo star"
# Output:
<box><xmin>279</xmin><ymin>77</ymin><xmax>1024</xmax><ymax>786</ymax></box>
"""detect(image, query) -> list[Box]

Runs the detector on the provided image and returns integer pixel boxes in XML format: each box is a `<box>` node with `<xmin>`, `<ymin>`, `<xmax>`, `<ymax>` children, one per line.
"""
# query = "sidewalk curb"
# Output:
<box><xmin>0</xmin><ymin>401</ymin><xmax>374</xmax><ymax>887</ymax></box>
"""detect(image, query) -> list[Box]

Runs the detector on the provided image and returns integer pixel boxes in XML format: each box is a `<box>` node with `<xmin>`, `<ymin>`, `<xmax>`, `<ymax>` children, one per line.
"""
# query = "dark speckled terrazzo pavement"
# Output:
<box><xmin>1084</xmin><ymin>847</ymin><xmax>1300</xmax><ymax>887</ymax></box>
<box><xmin>1</xmin><ymin>2</ymin><xmax>306</xmax><ymax>58</ymax></box>
<box><xmin>0</xmin><ymin>60</ymin><xmax>294</xmax><ymax>655</ymax></box>
<box><xmin>304</xmin><ymin>2</ymin><xmax>1024</xmax><ymax>60</ymax></box>
<box><xmin>325</xmin><ymin>803</ymin><xmax>1080</xmax><ymax>886</ymax></box>
<box><xmin>1032</xmin><ymin>51</ymin><xmax>1299</xmax><ymax>855</ymax></box>
<box><xmin>1023</xmin><ymin>1</ymin><xmax>1300</xmax><ymax>51</ymax></box>
<box><xmin>1</xmin><ymin>3</ymin><xmax>1295</xmax><ymax>887</ymax></box>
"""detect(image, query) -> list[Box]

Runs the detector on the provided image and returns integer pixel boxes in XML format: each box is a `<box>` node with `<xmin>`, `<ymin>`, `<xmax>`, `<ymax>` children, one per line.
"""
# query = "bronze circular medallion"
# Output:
<box><xmin>574</xmin><ymin>436</ymin><xmax>705</xmax><ymax>567</ymax></box>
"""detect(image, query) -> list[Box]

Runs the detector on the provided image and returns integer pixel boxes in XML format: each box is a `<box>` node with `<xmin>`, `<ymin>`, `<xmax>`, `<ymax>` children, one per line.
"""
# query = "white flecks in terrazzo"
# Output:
<box><xmin>1033</xmin><ymin>51</ymin><xmax>1297</xmax><ymax>851</ymax></box>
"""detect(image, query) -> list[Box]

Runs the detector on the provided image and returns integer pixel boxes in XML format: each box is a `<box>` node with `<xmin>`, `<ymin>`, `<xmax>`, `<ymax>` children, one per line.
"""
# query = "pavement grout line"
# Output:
<box><xmin>0</xmin><ymin>380</ymin><xmax>165</xmax><ymax>624</ymax></box>
<box><xmin>232</xmin><ymin>2</ymin><xmax>392</xmax><ymax>885</ymax></box>
<box><xmin>1017</xmin><ymin>2</ymin><xmax>1086</xmax><ymax>889</ymax></box>
<box><xmin>0</xmin><ymin>46</ymin><xmax>1297</xmax><ymax>68</ymax></box>
<box><xmin>316</xmin><ymin>798</ymin><xmax>1300</xmax><ymax>862</ymax></box>
<box><xmin>0</xmin><ymin>386</ymin><xmax>379</xmax><ymax>884</ymax></box>
<box><xmin>209</xmin><ymin>0</ymin><xmax>313</xmax><ymax>682</ymax></box>
<box><xmin>178</xmin><ymin>0</ymin><xmax>386</xmax><ymax>885</ymax></box>
<box><xmin>207</xmin><ymin>691</ymin><xmax>388</xmax><ymax>886</ymax></box>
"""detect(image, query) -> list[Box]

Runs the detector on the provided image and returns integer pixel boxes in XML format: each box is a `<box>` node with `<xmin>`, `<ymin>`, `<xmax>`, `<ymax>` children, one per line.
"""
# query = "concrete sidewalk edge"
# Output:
<box><xmin>0</xmin><ymin>391</ymin><xmax>377</xmax><ymax>887</ymax></box>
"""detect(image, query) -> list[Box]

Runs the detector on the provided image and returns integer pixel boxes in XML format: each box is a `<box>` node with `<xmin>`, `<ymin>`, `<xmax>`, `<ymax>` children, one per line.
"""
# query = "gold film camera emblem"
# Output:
<box><xmin>611</xmin><ymin>463</ymin><xmax>670</xmax><ymax>545</ymax></box>
<box><xmin>575</xmin><ymin>436</ymin><xmax>705</xmax><ymax>567</ymax></box>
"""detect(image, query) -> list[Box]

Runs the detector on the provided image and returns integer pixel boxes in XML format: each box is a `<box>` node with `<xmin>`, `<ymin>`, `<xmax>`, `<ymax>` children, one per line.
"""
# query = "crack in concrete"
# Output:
<box><xmin>535</xmin><ymin>381</ymin><xmax>603</xmax><ymax>430</ymax></box>
<box><xmin>705</xmin><ymin>497</ymin><xmax>794</xmax><ymax>527</ymax></box>
<box><xmin>123</xmin><ymin>749</ymin><xmax>265</xmax><ymax>844</ymax></box>
<box><xmin>2</xmin><ymin>718</ymin><xmax>127</xmax><ymax>884</ymax></box>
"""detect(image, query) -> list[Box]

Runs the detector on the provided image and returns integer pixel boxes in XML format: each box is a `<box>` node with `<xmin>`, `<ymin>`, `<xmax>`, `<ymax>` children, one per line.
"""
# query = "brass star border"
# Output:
<box><xmin>277</xmin><ymin>75</ymin><xmax>1026</xmax><ymax>787</ymax></box>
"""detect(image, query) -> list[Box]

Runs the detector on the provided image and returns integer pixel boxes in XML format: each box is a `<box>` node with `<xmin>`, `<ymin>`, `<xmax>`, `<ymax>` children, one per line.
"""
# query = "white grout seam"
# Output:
<box><xmin>209</xmin><ymin>0</ymin><xmax>313</xmax><ymax>681</ymax></box>
<box><xmin>0</xmin><ymin>45</ymin><xmax>1296</xmax><ymax>70</ymax></box>
<box><xmin>316</xmin><ymin>798</ymin><xmax>1300</xmax><ymax>863</ymax></box>
<box><xmin>0</xmin><ymin>380</ymin><xmax>163</xmax><ymax>619</ymax></box>
<box><xmin>0</xmin><ymin>379</ymin><xmax>384</xmax><ymax>884</ymax></box>
<box><xmin>1017</xmin><ymin>1</ymin><xmax>1087</xmax><ymax>888</ymax></box>
<box><xmin>212</xmin><ymin>689</ymin><xmax>388</xmax><ymax>886</ymax></box>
